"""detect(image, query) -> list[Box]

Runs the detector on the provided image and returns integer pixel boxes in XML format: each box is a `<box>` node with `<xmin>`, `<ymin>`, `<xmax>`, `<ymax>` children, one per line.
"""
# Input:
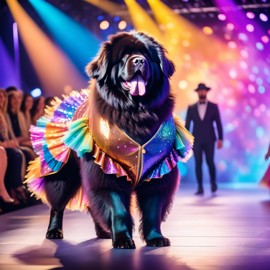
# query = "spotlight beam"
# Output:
<box><xmin>0</xmin><ymin>38</ymin><xmax>20</xmax><ymax>87</ymax></box>
<box><xmin>29</xmin><ymin>0</ymin><xmax>101</xmax><ymax>76</ymax></box>
<box><xmin>6</xmin><ymin>0</ymin><xmax>86</xmax><ymax>96</ymax></box>
<box><xmin>124</xmin><ymin>0</ymin><xmax>164</xmax><ymax>44</ymax></box>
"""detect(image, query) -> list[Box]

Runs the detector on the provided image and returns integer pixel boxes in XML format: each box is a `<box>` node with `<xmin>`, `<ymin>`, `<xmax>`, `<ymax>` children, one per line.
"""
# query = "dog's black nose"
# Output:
<box><xmin>132</xmin><ymin>57</ymin><xmax>145</xmax><ymax>66</ymax></box>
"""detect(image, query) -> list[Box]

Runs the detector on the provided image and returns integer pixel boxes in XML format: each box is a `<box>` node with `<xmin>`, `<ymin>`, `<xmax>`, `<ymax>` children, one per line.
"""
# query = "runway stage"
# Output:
<box><xmin>1</xmin><ymin>182</ymin><xmax>270</xmax><ymax>270</ymax></box>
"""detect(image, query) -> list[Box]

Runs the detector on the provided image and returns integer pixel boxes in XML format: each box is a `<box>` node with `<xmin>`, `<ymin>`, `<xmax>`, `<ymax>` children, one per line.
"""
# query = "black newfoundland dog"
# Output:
<box><xmin>26</xmin><ymin>31</ymin><xmax>193</xmax><ymax>249</ymax></box>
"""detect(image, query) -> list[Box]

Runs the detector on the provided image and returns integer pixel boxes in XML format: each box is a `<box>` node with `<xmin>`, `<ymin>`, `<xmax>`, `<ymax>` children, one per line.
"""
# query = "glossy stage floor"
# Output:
<box><xmin>1</xmin><ymin>182</ymin><xmax>270</xmax><ymax>270</ymax></box>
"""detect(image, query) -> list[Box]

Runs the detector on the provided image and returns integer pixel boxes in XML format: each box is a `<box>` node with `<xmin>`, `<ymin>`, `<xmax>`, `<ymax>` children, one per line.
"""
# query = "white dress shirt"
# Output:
<box><xmin>197</xmin><ymin>100</ymin><xmax>208</xmax><ymax>120</ymax></box>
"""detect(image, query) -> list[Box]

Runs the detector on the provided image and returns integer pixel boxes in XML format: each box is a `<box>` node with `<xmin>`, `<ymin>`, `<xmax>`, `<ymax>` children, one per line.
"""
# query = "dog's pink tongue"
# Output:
<box><xmin>129</xmin><ymin>74</ymin><xmax>146</xmax><ymax>96</ymax></box>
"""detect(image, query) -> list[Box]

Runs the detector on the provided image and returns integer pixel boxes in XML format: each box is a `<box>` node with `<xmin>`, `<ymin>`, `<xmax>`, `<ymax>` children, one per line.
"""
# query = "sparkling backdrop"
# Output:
<box><xmin>173</xmin><ymin>8</ymin><xmax>270</xmax><ymax>184</ymax></box>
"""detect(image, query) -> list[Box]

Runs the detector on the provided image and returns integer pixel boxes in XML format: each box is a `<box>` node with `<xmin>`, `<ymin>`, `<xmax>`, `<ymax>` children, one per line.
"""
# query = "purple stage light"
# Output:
<box><xmin>12</xmin><ymin>22</ymin><xmax>21</xmax><ymax>89</ymax></box>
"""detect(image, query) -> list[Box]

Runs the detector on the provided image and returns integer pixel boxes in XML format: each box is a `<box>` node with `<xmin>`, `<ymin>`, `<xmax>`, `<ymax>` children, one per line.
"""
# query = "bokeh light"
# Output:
<box><xmin>118</xmin><ymin>20</ymin><xmax>127</xmax><ymax>30</ymax></box>
<box><xmin>246</xmin><ymin>12</ymin><xmax>255</xmax><ymax>19</ymax></box>
<box><xmin>202</xmin><ymin>26</ymin><xmax>213</xmax><ymax>35</ymax></box>
<box><xmin>259</xmin><ymin>13</ymin><xmax>268</xmax><ymax>22</ymax></box>
<box><xmin>100</xmin><ymin>20</ymin><xmax>110</xmax><ymax>30</ymax></box>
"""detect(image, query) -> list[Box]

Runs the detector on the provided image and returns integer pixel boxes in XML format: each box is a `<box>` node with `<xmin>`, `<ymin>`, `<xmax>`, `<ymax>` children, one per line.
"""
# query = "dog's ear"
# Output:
<box><xmin>85</xmin><ymin>42</ymin><xmax>111</xmax><ymax>80</ymax></box>
<box><xmin>159</xmin><ymin>52</ymin><xmax>175</xmax><ymax>78</ymax></box>
<box><xmin>153</xmin><ymin>44</ymin><xmax>175</xmax><ymax>78</ymax></box>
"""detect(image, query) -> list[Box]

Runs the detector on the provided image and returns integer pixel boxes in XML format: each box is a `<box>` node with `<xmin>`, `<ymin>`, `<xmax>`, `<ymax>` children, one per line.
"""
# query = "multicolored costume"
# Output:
<box><xmin>25</xmin><ymin>89</ymin><xmax>193</xmax><ymax>211</ymax></box>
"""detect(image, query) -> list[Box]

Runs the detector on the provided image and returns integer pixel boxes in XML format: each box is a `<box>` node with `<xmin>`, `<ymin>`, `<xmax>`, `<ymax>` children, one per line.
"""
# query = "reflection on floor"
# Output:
<box><xmin>0</xmin><ymin>182</ymin><xmax>270</xmax><ymax>270</ymax></box>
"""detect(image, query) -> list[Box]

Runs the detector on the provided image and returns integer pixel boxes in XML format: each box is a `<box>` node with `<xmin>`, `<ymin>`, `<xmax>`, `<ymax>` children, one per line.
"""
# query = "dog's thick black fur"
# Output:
<box><xmin>44</xmin><ymin>31</ymin><xmax>179</xmax><ymax>249</ymax></box>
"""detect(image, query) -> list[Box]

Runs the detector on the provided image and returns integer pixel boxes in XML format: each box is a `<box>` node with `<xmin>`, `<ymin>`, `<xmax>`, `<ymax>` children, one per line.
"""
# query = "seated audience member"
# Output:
<box><xmin>31</xmin><ymin>96</ymin><xmax>46</xmax><ymax>125</ymax></box>
<box><xmin>21</xmin><ymin>93</ymin><xmax>34</xmax><ymax>132</ymax></box>
<box><xmin>5</xmin><ymin>85</ymin><xmax>18</xmax><ymax>93</ymax></box>
<box><xmin>45</xmin><ymin>96</ymin><xmax>54</xmax><ymax>108</ymax></box>
<box><xmin>0</xmin><ymin>89</ymin><xmax>29</xmax><ymax>206</ymax></box>
<box><xmin>0</xmin><ymin>146</ymin><xmax>14</xmax><ymax>203</ymax></box>
<box><xmin>6</xmin><ymin>90</ymin><xmax>36</xmax><ymax>163</ymax></box>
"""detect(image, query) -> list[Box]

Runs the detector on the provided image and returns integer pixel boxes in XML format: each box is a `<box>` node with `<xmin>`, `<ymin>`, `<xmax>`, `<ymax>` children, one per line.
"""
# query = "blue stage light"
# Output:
<box><xmin>29</xmin><ymin>0</ymin><xmax>101</xmax><ymax>78</ymax></box>
<box><xmin>31</xmin><ymin>87</ymin><xmax>42</xmax><ymax>97</ymax></box>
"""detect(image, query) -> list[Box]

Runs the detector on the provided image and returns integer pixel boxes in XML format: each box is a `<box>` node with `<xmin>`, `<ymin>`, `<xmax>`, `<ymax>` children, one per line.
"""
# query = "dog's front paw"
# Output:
<box><xmin>146</xmin><ymin>237</ymin><xmax>170</xmax><ymax>247</ymax></box>
<box><xmin>46</xmin><ymin>229</ymin><xmax>63</xmax><ymax>239</ymax></box>
<box><xmin>113</xmin><ymin>238</ymin><xmax>136</xmax><ymax>249</ymax></box>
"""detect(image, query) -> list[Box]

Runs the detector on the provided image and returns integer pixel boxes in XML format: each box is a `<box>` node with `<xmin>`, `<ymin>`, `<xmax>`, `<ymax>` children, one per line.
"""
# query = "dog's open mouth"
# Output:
<box><xmin>122</xmin><ymin>73</ymin><xmax>146</xmax><ymax>96</ymax></box>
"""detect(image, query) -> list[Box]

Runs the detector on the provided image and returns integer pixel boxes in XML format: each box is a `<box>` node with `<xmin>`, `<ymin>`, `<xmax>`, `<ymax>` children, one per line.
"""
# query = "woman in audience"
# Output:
<box><xmin>0</xmin><ymin>89</ymin><xmax>28</xmax><ymax>206</ymax></box>
<box><xmin>21</xmin><ymin>93</ymin><xmax>34</xmax><ymax>132</ymax></box>
<box><xmin>6</xmin><ymin>90</ymin><xmax>36</xmax><ymax>164</ymax></box>
<box><xmin>0</xmin><ymin>145</ymin><xmax>14</xmax><ymax>204</ymax></box>
<box><xmin>31</xmin><ymin>96</ymin><xmax>45</xmax><ymax>125</ymax></box>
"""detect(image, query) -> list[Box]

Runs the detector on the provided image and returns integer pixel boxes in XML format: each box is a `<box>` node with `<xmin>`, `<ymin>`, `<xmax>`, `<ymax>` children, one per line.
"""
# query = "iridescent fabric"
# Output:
<box><xmin>25</xmin><ymin>89</ymin><xmax>194</xmax><ymax>211</ymax></box>
<box><xmin>29</xmin><ymin>89</ymin><xmax>89</xmax><ymax>175</ymax></box>
<box><xmin>89</xmin><ymin>115</ymin><xmax>177</xmax><ymax>185</ymax></box>
<box><xmin>25</xmin><ymin>90</ymin><xmax>89</xmax><ymax>211</ymax></box>
<box><xmin>89</xmin><ymin>97</ymin><xmax>177</xmax><ymax>185</ymax></box>
<box><xmin>92</xmin><ymin>119</ymin><xmax>193</xmax><ymax>184</ymax></box>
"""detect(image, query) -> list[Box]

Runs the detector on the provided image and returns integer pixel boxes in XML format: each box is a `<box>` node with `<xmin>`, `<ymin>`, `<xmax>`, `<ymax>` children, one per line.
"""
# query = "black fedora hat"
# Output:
<box><xmin>194</xmin><ymin>83</ymin><xmax>211</xmax><ymax>91</ymax></box>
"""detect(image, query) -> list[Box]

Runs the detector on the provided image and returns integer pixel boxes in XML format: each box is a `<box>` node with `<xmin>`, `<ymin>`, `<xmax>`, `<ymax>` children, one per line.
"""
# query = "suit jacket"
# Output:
<box><xmin>185</xmin><ymin>101</ymin><xmax>223</xmax><ymax>144</ymax></box>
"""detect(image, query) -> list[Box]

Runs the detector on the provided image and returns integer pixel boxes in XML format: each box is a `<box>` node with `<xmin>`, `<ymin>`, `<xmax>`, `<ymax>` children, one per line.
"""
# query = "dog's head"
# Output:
<box><xmin>86</xmin><ymin>31</ymin><xmax>175</xmax><ymax>109</ymax></box>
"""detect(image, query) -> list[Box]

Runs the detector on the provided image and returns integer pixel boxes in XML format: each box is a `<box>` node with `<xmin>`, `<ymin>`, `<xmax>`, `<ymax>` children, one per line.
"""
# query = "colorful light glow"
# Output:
<box><xmin>30</xmin><ymin>87</ymin><xmax>42</xmax><ymax>97</ymax></box>
<box><xmin>118</xmin><ymin>20</ymin><xmax>127</xmax><ymax>30</ymax></box>
<box><xmin>226</xmin><ymin>23</ymin><xmax>234</xmax><ymax>31</ymax></box>
<box><xmin>228</xmin><ymin>41</ymin><xmax>237</xmax><ymax>49</ymax></box>
<box><xmin>256</xmin><ymin>42</ymin><xmax>264</xmax><ymax>50</ymax></box>
<box><xmin>0</xmin><ymin>38</ymin><xmax>20</xmax><ymax>87</ymax></box>
<box><xmin>217</xmin><ymin>13</ymin><xmax>226</xmax><ymax>21</ymax></box>
<box><xmin>124</xmin><ymin>0</ymin><xmax>164</xmax><ymax>44</ymax></box>
<box><xmin>240</xmin><ymin>49</ymin><xmax>249</xmax><ymax>58</ymax></box>
<box><xmin>239</xmin><ymin>61</ymin><xmax>248</xmax><ymax>69</ymax></box>
<box><xmin>248</xmin><ymin>85</ymin><xmax>255</xmax><ymax>93</ymax></box>
<box><xmin>238</xmin><ymin>33</ymin><xmax>248</xmax><ymax>41</ymax></box>
<box><xmin>228</xmin><ymin>69</ymin><xmax>237</xmax><ymax>79</ymax></box>
<box><xmin>178</xmin><ymin>80</ymin><xmax>188</xmax><ymax>90</ymax></box>
<box><xmin>178</xmin><ymin>0</ymin><xmax>270</xmax><ymax>183</ymax></box>
<box><xmin>261</xmin><ymin>35</ymin><xmax>269</xmax><ymax>43</ymax></box>
<box><xmin>146</xmin><ymin>0</ymin><xmax>238</xmax><ymax>117</ymax></box>
<box><xmin>259</xmin><ymin>13</ymin><xmax>268</xmax><ymax>22</ymax></box>
<box><xmin>258</xmin><ymin>85</ymin><xmax>265</xmax><ymax>94</ymax></box>
<box><xmin>28</xmin><ymin>0</ymin><xmax>100</xmax><ymax>77</ymax></box>
<box><xmin>202</xmin><ymin>26</ymin><xmax>213</xmax><ymax>35</ymax></box>
<box><xmin>246</xmin><ymin>12</ymin><xmax>255</xmax><ymax>19</ymax></box>
<box><xmin>6</xmin><ymin>0</ymin><xmax>86</xmax><ymax>96</ymax></box>
<box><xmin>12</xmin><ymin>22</ymin><xmax>21</xmax><ymax>88</ymax></box>
<box><xmin>100</xmin><ymin>20</ymin><xmax>109</xmax><ymax>30</ymax></box>
<box><xmin>246</xmin><ymin>24</ymin><xmax>254</xmax><ymax>32</ymax></box>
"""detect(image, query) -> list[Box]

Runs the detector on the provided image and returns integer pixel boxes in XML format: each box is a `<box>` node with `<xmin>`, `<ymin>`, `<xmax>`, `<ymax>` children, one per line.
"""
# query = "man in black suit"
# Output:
<box><xmin>185</xmin><ymin>83</ymin><xmax>223</xmax><ymax>195</ymax></box>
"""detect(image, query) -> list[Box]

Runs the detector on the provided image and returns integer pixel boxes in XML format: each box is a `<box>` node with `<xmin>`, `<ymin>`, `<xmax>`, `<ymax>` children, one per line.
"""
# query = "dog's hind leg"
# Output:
<box><xmin>44</xmin><ymin>152</ymin><xmax>81</xmax><ymax>239</ymax></box>
<box><xmin>136</xmin><ymin>167</ymin><xmax>179</xmax><ymax>247</ymax></box>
